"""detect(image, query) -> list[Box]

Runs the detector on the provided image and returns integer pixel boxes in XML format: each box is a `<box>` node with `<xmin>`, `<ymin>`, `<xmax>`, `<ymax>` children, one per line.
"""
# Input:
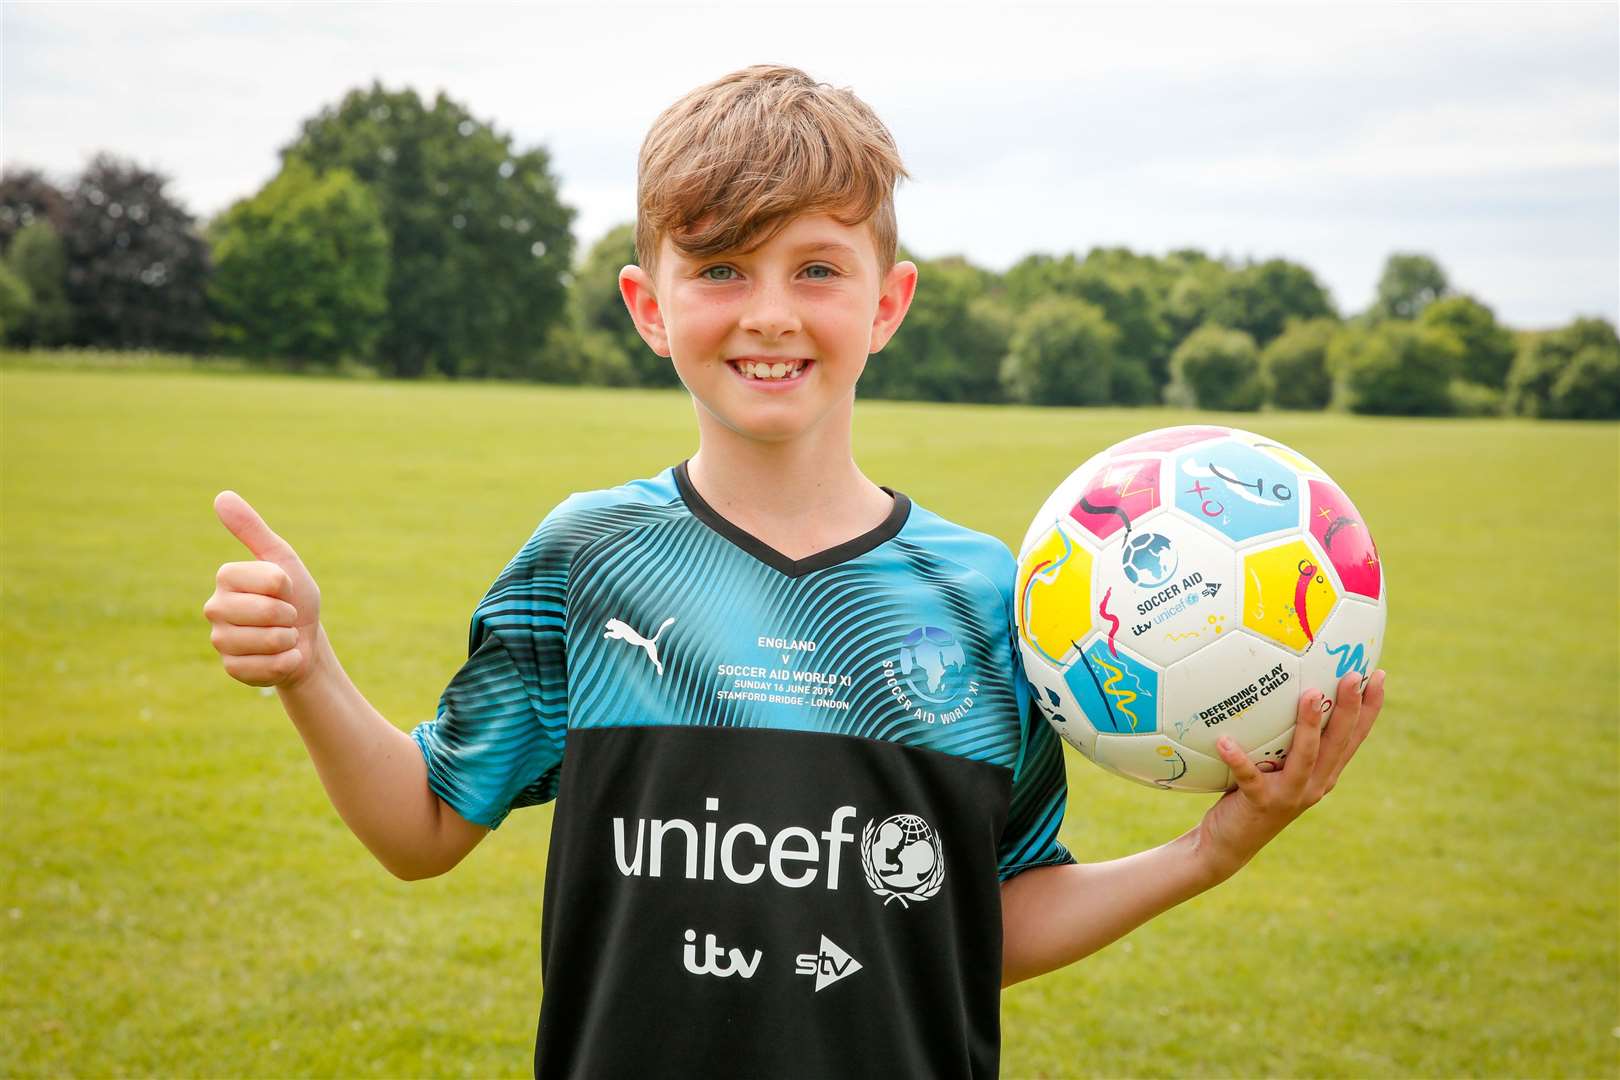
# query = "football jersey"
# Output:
<box><xmin>410</xmin><ymin>461</ymin><xmax>1074</xmax><ymax>1079</ymax></box>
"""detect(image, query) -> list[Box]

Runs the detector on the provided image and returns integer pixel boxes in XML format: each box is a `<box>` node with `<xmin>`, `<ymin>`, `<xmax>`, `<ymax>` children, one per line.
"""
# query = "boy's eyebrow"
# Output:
<box><xmin>791</xmin><ymin>241</ymin><xmax>860</xmax><ymax>257</ymax></box>
<box><xmin>692</xmin><ymin>240</ymin><xmax>860</xmax><ymax>261</ymax></box>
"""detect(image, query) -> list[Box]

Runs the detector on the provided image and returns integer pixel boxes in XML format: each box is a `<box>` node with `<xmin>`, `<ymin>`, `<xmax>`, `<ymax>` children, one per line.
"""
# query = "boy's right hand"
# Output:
<box><xmin>205</xmin><ymin>491</ymin><xmax>323</xmax><ymax>689</ymax></box>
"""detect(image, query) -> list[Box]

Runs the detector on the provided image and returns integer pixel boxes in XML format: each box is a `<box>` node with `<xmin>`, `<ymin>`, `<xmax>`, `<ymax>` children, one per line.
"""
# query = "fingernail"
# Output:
<box><xmin>1318</xmin><ymin>697</ymin><xmax>1333</xmax><ymax>714</ymax></box>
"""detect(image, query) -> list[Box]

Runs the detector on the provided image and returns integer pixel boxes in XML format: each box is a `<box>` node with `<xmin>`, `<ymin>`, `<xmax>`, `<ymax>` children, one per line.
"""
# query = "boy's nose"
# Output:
<box><xmin>737</xmin><ymin>281</ymin><xmax>801</xmax><ymax>339</ymax></box>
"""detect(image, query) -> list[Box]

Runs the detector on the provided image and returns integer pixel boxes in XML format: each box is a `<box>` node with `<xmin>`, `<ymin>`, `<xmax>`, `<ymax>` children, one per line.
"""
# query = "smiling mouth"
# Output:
<box><xmin>728</xmin><ymin>358</ymin><xmax>813</xmax><ymax>381</ymax></box>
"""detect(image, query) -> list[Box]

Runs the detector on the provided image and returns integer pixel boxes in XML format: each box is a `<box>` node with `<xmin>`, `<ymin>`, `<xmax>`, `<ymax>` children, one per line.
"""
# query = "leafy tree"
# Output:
<box><xmin>4</xmin><ymin>220</ymin><xmax>72</xmax><ymax>346</ymax></box>
<box><xmin>1447</xmin><ymin>378</ymin><xmax>1505</xmax><ymax>418</ymax></box>
<box><xmin>283</xmin><ymin>82</ymin><xmax>575</xmax><ymax>378</ymax></box>
<box><xmin>1000</xmin><ymin>252</ymin><xmax>1059</xmax><ymax>311</ymax></box>
<box><xmin>60</xmin><ymin>153</ymin><xmax>211</xmax><ymax>351</ymax></box>
<box><xmin>1259</xmin><ymin>317</ymin><xmax>1337</xmax><ymax>410</ymax></box>
<box><xmin>1164</xmin><ymin>251</ymin><xmax>1227</xmax><ymax>342</ymax></box>
<box><xmin>1370</xmin><ymin>253</ymin><xmax>1450</xmax><ymax>321</ymax></box>
<box><xmin>207</xmin><ymin>159</ymin><xmax>389</xmax><ymax>367</ymax></box>
<box><xmin>0</xmin><ymin>167</ymin><xmax>69</xmax><ymax>252</ymax></box>
<box><xmin>1203</xmin><ymin>259</ymin><xmax>1336</xmax><ymax>348</ymax></box>
<box><xmin>864</xmin><ymin>254</ymin><xmax>1009</xmax><ymax>403</ymax></box>
<box><xmin>1166</xmin><ymin>324</ymin><xmax>1264</xmax><ymax>411</ymax></box>
<box><xmin>1547</xmin><ymin>346</ymin><xmax>1620</xmax><ymax>420</ymax></box>
<box><xmin>1004</xmin><ymin>251</ymin><xmax>1171</xmax><ymax>395</ymax></box>
<box><xmin>1419</xmin><ymin>295</ymin><xmax>1515</xmax><ymax>388</ymax></box>
<box><xmin>0</xmin><ymin>261</ymin><xmax>32</xmax><ymax>341</ymax></box>
<box><xmin>1329</xmin><ymin>321</ymin><xmax>1459</xmax><ymax>415</ymax></box>
<box><xmin>573</xmin><ymin>223</ymin><xmax>667</xmax><ymax>386</ymax></box>
<box><xmin>563</xmin><ymin>325</ymin><xmax>641</xmax><ymax>387</ymax></box>
<box><xmin>1000</xmin><ymin>296</ymin><xmax>1118</xmax><ymax>406</ymax></box>
<box><xmin>1107</xmin><ymin>347</ymin><xmax>1158</xmax><ymax>406</ymax></box>
<box><xmin>1507</xmin><ymin>317</ymin><xmax>1620</xmax><ymax>418</ymax></box>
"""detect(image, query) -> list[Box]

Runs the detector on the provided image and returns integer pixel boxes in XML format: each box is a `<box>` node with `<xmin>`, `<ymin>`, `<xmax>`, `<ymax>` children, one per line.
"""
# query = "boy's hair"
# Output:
<box><xmin>635</xmin><ymin>64</ymin><xmax>910</xmax><ymax>281</ymax></box>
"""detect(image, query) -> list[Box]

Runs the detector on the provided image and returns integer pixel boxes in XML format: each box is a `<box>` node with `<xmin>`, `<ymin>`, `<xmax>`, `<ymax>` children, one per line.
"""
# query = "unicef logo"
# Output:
<box><xmin>860</xmin><ymin>814</ymin><xmax>945</xmax><ymax>908</ymax></box>
<box><xmin>1121</xmin><ymin>532</ymin><xmax>1178</xmax><ymax>588</ymax></box>
<box><xmin>898</xmin><ymin>626</ymin><xmax>967</xmax><ymax>704</ymax></box>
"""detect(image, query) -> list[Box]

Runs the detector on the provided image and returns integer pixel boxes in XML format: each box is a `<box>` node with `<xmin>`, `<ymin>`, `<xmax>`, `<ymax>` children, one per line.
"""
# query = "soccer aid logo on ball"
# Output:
<box><xmin>1121</xmin><ymin>532</ymin><xmax>1178</xmax><ymax>588</ymax></box>
<box><xmin>860</xmin><ymin>814</ymin><xmax>945</xmax><ymax>907</ymax></box>
<box><xmin>1013</xmin><ymin>425</ymin><xmax>1387</xmax><ymax>792</ymax></box>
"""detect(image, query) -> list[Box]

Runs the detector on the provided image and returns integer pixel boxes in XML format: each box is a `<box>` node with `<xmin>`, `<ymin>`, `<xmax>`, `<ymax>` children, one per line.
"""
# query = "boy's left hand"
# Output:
<box><xmin>1197</xmin><ymin>668</ymin><xmax>1387</xmax><ymax>883</ymax></box>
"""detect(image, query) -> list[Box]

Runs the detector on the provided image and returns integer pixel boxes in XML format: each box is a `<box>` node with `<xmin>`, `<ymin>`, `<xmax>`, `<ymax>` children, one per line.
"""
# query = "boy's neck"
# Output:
<box><xmin>684</xmin><ymin>420</ymin><xmax>894</xmax><ymax>560</ymax></box>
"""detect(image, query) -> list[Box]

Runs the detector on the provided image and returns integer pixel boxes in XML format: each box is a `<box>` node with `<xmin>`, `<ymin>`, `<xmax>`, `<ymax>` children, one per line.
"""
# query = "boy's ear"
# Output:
<box><xmin>619</xmin><ymin>265</ymin><xmax>671</xmax><ymax>358</ymax></box>
<box><xmin>869</xmin><ymin>260</ymin><xmax>919</xmax><ymax>355</ymax></box>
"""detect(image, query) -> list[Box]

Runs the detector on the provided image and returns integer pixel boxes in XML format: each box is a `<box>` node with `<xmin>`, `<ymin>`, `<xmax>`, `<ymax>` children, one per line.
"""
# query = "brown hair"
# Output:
<box><xmin>635</xmin><ymin>65</ymin><xmax>910</xmax><ymax>280</ymax></box>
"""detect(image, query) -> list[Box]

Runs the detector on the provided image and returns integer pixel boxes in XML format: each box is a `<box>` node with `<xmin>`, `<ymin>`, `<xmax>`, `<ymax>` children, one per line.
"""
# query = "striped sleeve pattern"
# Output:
<box><xmin>995</xmin><ymin>675</ymin><xmax>1076</xmax><ymax>880</ymax></box>
<box><xmin>410</xmin><ymin>516</ymin><xmax>572</xmax><ymax>830</ymax></box>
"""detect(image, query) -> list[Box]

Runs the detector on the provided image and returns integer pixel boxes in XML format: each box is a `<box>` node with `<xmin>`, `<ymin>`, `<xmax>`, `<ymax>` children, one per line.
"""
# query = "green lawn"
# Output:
<box><xmin>3</xmin><ymin>361</ymin><xmax>1616</xmax><ymax>1078</ymax></box>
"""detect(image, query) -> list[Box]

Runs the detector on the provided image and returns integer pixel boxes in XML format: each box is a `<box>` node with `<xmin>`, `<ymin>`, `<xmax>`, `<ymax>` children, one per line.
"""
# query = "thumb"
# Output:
<box><xmin>214</xmin><ymin>490</ymin><xmax>297</xmax><ymax>563</ymax></box>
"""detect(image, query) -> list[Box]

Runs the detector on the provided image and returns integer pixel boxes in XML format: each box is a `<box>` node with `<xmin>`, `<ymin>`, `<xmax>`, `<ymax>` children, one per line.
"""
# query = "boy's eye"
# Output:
<box><xmin>696</xmin><ymin>264</ymin><xmax>840</xmax><ymax>282</ymax></box>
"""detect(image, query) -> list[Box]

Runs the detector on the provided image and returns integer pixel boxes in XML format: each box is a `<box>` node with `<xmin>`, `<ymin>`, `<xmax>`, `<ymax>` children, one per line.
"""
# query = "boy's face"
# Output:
<box><xmin>619</xmin><ymin>212</ymin><xmax>917</xmax><ymax>446</ymax></box>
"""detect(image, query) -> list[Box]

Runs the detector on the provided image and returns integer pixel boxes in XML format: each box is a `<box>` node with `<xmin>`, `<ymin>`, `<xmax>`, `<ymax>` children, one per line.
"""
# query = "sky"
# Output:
<box><xmin>4</xmin><ymin>1</ymin><xmax>1616</xmax><ymax>329</ymax></box>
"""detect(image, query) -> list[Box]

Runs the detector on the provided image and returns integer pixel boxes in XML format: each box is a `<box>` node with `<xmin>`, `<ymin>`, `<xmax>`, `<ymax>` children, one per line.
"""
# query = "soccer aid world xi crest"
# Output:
<box><xmin>884</xmin><ymin>625</ymin><xmax>981</xmax><ymax>725</ymax></box>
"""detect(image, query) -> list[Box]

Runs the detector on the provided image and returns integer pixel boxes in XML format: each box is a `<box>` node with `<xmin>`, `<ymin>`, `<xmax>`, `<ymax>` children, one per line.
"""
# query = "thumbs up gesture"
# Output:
<box><xmin>205</xmin><ymin>491</ymin><xmax>323</xmax><ymax>688</ymax></box>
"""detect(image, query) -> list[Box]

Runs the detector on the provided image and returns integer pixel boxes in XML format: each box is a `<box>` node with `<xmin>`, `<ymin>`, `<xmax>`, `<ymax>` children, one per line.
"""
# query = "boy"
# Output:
<box><xmin>204</xmin><ymin>65</ymin><xmax>1385</xmax><ymax>1078</ymax></box>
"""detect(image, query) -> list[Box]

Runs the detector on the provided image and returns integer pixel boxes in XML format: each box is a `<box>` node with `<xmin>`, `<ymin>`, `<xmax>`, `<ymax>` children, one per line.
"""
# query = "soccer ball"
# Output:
<box><xmin>1013</xmin><ymin>425</ymin><xmax>1386</xmax><ymax>792</ymax></box>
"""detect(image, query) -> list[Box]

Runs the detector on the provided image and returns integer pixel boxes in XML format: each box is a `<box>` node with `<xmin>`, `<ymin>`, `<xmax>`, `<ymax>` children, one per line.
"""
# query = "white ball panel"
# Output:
<box><xmin>1159</xmin><ymin>632</ymin><xmax>1302</xmax><ymax>759</ymax></box>
<box><xmin>1094</xmin><ymin>732</ymin><xmax>1231</xmax><ymax>792</ymax></box>
<box><xmin>1094</xmin><ymin>520</ymin><xmax>1241</xmax><ymax>667</ymax></box>
<box><xmin>1245</xmin><ymin>724</ymin><xmax>1298</xmax><ymax>775</ymax></box>
<box><xmin>1299</xmin><ymin>597</ymin><xmax>1385</xmax><ymax>703</ymax></box>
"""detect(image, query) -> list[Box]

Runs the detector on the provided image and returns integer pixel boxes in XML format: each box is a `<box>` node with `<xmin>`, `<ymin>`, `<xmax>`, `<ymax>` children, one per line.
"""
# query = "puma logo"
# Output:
<box><xmin>603</xmin><ymin>616</ymin><xmax>675</xmax><ymax>676</ymax></box>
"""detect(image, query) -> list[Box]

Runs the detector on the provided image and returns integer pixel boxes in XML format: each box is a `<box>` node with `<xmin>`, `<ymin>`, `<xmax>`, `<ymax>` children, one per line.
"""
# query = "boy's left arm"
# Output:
<box><xmin>1001</xmin><ymin>668</ymin><xmax>1387</xmax><ymax>987</ymax></box>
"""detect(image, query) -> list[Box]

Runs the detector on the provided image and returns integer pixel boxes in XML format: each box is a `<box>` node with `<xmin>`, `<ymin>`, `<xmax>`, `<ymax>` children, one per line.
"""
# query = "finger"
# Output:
<box><xmin>215</xmin><ymin>560</ymin><xmax>295</xmax><ymax>600</ymax></box>
<box><xmin>222</xmin><ymin>649</ymin><xmax>303</xmax><ymax>688</ymax></box>
<box><xmin>211</xmin><ymin>623</ymin><xmax>299</xmax><ymax>656</ymax></box>
<box><xmin>1283</xmin><ymin>686</ymin><xmax>1328</xmax><ymax>788</ymax></box>
<box><xmin>205</xmin><ymin>591</ymin><xmax>298</xmax><ymax>627</ymax></box>
<box><xmin>214</xmin><ymin>491</ymin><xmax>296</xmax><ymax>564</ymax></box>
<box><xmin>1325</xmin><ymin>669</ymin><xmax>1385</xmax><ymax>790</ymax></box>
<box><xmin>1215</xmin><ymin>735</ymin><xmax>1266</xmax><ymax>798</ymax></box>
<box><xmin>1318</xmin><ymin>670</ymin><xmax>1364</xmax><ymax>754</ymax></box>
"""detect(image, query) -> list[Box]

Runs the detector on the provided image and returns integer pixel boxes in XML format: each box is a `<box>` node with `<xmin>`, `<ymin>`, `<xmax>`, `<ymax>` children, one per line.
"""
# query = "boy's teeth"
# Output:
<box><xmin>740</xmin><ymin>360</ymin><xmax>803</xmax><ymax>379</ymax></box>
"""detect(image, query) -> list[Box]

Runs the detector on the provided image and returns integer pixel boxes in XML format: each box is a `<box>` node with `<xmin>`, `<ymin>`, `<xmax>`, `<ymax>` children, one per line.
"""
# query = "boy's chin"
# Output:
<box><xmin>722</xmin><ymin>419</ymin><xmax>817</xmax><ymax>444</ymax></box>
<box><xmin>704</xmin><ymin>406</ymin><xmax>827</xmax><ymax>445</ymax></box>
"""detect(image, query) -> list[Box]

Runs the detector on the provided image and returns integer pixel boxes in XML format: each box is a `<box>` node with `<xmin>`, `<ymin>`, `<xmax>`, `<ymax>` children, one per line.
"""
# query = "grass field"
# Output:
<box><xmin>2</xmin><ymin>359</ymin><xmax>1616</xmax><ymax>1078</ymax></box>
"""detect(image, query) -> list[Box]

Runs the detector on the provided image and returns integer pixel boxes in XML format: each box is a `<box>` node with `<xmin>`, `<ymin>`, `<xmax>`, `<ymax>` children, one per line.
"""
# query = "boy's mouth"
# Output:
<box><xmin>727</xmin><ymin>357</ymin><xmax>813</xmax><ymax>382</ymax></box>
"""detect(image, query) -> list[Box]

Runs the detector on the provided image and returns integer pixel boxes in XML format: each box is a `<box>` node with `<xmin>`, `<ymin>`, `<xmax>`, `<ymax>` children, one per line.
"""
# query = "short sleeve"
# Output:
<box><xmin>996</xmin><ymin>674</ymin><xmax>1077</xmax><ymax>881</ymax></box>
<box><xmin>995</xmin><ymin>560</ymin><xmax>1076</xmax><ymax>882</ymax></box>
<box><xmin>410</xmin><ymin>522</ymin><xmax>571</xmax><ymax>830</ymax></box>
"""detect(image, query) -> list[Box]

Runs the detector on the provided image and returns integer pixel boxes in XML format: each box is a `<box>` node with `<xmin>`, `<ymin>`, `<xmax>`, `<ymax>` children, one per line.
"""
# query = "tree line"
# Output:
<box><xmin>2</xmin><ymin>81</ymin><xmax>1615</xmax><ymax>420</ymax></box>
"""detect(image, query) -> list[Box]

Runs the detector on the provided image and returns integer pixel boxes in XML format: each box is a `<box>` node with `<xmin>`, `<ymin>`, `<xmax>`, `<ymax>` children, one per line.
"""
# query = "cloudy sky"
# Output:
<box><xmin>4</xmin><ymin>1</ymin><xmax>1615</xmax><ymax>328</ymax></box>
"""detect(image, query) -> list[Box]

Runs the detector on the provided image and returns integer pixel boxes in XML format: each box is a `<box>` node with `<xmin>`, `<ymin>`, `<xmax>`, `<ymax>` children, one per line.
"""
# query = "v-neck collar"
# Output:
<box><xmin>672</xmin><ymin>459</ymin><xmax>911</xmax><ymax>579</ymax></box>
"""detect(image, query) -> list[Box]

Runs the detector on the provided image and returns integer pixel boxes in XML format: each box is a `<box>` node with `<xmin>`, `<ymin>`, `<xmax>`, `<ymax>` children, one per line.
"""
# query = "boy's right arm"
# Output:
<box><xmin>204</xmin><ymin>491</ymin><xmax>487</xmax><ymax>881</ymax></box>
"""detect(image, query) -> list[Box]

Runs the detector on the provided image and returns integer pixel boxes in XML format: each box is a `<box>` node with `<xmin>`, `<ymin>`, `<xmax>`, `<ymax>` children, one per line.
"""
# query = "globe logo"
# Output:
<box><xmin>860</xmin><ymin>813</ymin><xmax>945</xmax><ymax>907</ymax></box>
<box><xmin>1121</xmin><ymin>532</ymin><xmax>1178</xmax><ymax>588</ymax></box>
<box><xmin>898</xmin><ymin>626</ymin><xmax>967</xmax><ymax>704</ymax></box>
